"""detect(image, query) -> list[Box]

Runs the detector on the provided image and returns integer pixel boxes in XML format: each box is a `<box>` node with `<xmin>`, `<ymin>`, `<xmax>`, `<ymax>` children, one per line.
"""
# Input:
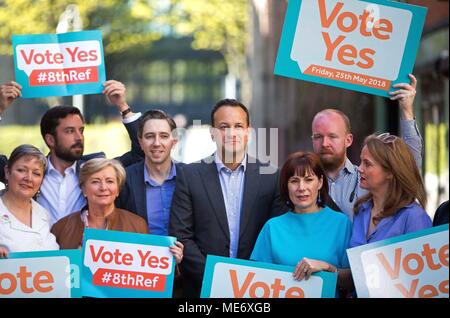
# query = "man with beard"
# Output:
<box><xmin>0</xmin><ymin>80</ymin><xmax>143</xmax><ymax>224</ymax></box>
<box><xmin>311</xmin><ymin>74</ymin><xmax>422</xmax><ymax>221</ymax></box>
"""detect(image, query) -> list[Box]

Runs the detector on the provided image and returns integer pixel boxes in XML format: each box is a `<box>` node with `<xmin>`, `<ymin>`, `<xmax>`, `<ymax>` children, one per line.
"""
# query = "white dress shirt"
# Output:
<box><xmin>37</xmin><ymin>159</ymin><xmax>86</xmax><ymax>225</ymax></box>
<box><xmin>0</xmin><ymin>196</ymin><xmax>59</xmax><ymax>252</ymax></box>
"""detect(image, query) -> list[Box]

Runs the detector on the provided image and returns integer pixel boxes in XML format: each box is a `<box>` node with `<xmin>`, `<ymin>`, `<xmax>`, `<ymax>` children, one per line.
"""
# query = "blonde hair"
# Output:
<box><xmin>354</xmin><ymin>133</ymin><xmax>427</xmax><ymax>222</ymax></box>
<box><xmin>78</xmin><ymin>158</ymin><xmax>126</xmax><ymax>191</ymax></box>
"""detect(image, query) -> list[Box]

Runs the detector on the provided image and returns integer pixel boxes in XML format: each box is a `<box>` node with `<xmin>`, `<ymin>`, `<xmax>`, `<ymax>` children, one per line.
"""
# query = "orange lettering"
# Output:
<box><xmin>439</xmin><ymin>280</ymin><xmax>449</xmax><ymax>294</ymax></box>
<box><xmin>395</xmin><ymin>279</ymin><xmax>419</xmax><ymax>298</ymax></box>
<box><xmin>270</xmin><ymin>278</ymin><xmax>285</xmax><ymax>298</ymax></box>
<box><xmin>337</xmin><ymin>11</ymin><xmax>358</xmax><ymax>32</ymax></box>
<box><xmin>376</xmin><ymin>249</ymin><xmax>402</xmax><ymax>280</ymax></box>
<box><xmin>286</xmin><ymin>287</ymin><xmax>305</xmax><ymax>298</ymax></box>
<box><xmin>421</xmin><ymin>243</ymin><xmax>442</xmax><ymax>270</ymax></box>
<box><xmin>338</xmin><ymin>44</ymin><xmax>357</xmax><ymax>65</ymax></box>
<box><xmin>17</xmin><ymin>266</ymin><xmax>33</xmax><ymax>294</ymax></box>
<box><xmin>0</xmin><ymin>273</ymin><xmax>17</xmax><ymax>295</ymax></box>
<box><xmin>357</xmin><ymin>48</ymin><xmax>375</xmax><ymax>69</ymax></box>
<box><xmin>403</xmin><ymin>253</ymin><xmax>424</xmax><ymax>276</ymax></box>
<box><xmin>33</xmin><ymin>271</ymin><xmax>54</xmax><ymax>293</ymax></box>
<box><xmin>439</xmin><ymin>244</ymin><xmax>448</xmax><ymax>266</ymax></box>
<box><xmin>418</xmin><ymin>284</ymin><xmax>438</xmax><ymax>298</ymax></box>
<box><xmin>373</xmin><ymin>19</ymin><xmax>393</xmax><ymax>40</ymax></box>
<box><xmin>322</xmin><ymin>32</ymin><xmax>346</xmax><ymax>61</ymax></box>
<box><xmin>249</xmin><ymin>281</ymin><xmax>270</xmax><ymax>298</ymax></box>
<box><xmin>359</xmin><ymin>10</ymin><xmax>374</xmax><ymax>37</ymax></box>
<box><xmin>318</xmin><ymin>0</ymin><xmax>343</xmax><ymax>28</ymax></box>
<box><xmin>230</xmin><ymin>269</ymin><xmax>254</xmax><ymax>298</ymax></box>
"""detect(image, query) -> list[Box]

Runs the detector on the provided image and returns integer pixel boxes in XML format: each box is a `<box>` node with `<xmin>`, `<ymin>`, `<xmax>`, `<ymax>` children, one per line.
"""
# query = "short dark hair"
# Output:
<box><xmin>138</xmin><ymin>109</ymin><xmax>177</xmax><ymax>138</ymax></box>
<box><xmin>40</xmin><ymin>106</ymin><xmax>84</xmax><ymax>139</ymax></box>
<box><xmin>279</xmin><ymin>151</ymin><xmax>329</xmax><ymax>209</ymax></box>
<box><xmin>210</xmin><ymin>99</ymin><xmax>250</xmax><ymax>127</ymax></box>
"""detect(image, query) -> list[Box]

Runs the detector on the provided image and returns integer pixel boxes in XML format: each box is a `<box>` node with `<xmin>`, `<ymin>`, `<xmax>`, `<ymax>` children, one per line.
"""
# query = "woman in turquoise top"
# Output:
<box><xmin>251</xmin><ymin>152</ymin><xmax>352</xmax><ymax>294</ymax></box>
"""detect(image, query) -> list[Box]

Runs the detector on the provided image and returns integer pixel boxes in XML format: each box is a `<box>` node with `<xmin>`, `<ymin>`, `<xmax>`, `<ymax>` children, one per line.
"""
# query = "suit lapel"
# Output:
<box><xmin>200</xmin><ymin>157</ymin><xmax>230</xmax><ymax>240</ymax></box>
<box><xmin>239</xmin><ymin>159</ymin><xmax>260</xmax><ymax>238</ymax></box>
<box><xmin>134</xmin><ymin>162</ymin><xmax>148</xmax><ymax>221</ymax></box>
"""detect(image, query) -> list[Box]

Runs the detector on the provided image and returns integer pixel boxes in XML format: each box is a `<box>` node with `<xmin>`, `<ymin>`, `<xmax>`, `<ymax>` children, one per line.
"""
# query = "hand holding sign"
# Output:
<box><xmin>0</xmin><ymin>81</ymin><xmax>22</xmax><ymax>114</ymax></box>
<box><xmin>0</xmin><ymin>245</ymin><xmax>9</xmax><ymax>258</ymax></box>
<box><xmin>294</xmin><ymin>257</ymin><xmax>338</xmax><ymax>281</ymax></box>
<box><xmin>169</xmin><ymin>241</ymin><xmax>184</xmax><ymax>264</ymax></box>
<box><xmin>103</xmin><ymin>80</ymin><xmax>129</xmax><ymax>112</ymax></box>
<box><xmin>389</xmin><ymin>74</ymin><xmax>417</xmax><ymax>120</ymax></box>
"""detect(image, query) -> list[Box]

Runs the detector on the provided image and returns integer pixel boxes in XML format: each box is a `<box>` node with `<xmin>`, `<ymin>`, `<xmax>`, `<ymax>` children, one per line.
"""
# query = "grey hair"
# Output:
<box><xmin>7</xmin><ymin>144</ymin><xmax>47</xmax><ymax>171</ymax></box>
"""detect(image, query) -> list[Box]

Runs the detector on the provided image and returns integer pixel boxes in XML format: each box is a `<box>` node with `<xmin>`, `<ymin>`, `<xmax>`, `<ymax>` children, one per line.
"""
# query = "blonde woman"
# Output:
<box><xmin>51</xmin><ymin>158</ymin><xmax>183</xmax><ymax>263</ymax></box>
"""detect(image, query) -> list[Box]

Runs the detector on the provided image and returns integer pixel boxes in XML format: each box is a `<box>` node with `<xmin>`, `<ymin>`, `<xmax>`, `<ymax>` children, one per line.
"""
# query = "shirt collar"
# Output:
<box><xmin>214</xmin><ymin>152</ymin><xmax>247</xmax><ymax>173</ymax></box>
<box><xmin>0</xmin><ymin>197</ymin><xmax>49</xmax><ymax>233</ymax></box>
<box><xmin>342</xmin><ymin>157</ymin><xmax>358</xmax><ymax>175</ymax></box>
<box><xmin>47</xmin><ymin>157</ymin><xmax>77</xmax><ymax>175</ymax></box>
<box><xmin>144</xmin><ymin>161</ymin><xmax>177</xmax><ymax>187</ymax></box>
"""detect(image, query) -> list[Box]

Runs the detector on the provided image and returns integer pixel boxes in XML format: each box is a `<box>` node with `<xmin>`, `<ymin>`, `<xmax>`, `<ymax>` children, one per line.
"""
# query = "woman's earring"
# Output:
<box><xmin>317</xmin><ymin>191</ymin><xmax>321</xmax><ymax>204</ymax></box>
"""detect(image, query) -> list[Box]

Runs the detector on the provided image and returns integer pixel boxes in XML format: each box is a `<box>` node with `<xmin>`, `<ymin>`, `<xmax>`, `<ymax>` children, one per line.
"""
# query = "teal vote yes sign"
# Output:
<box><xmin>274</xmin><ymin>0</ymin><xmax>427</xmax><ymax>97</ymax></box>
<box><xmin>0</xmin><ymin>250</ymin><xmax>82</xmax><ymax>298</ymax></box>
<box><xmin>12</xmin><ymin>30</ymin><xmax>106</xmax><ymax>98</ymax></box>
<box><xmin>201</xmin><ymin>255</ymin><xmax>337</xmax><ymax>298</ymax></box>
<box><xmin>347</xmin><ymin>225</ymin><xmax>449</xmax><ymax>298</ymax></box>
<box><xmin>81</xmin><ymin>229</ymin><xmax>177</xmax><ymax>298</ymax></box>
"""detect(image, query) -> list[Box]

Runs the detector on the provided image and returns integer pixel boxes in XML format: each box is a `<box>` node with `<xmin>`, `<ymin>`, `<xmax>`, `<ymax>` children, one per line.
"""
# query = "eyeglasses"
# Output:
<box><xmin>377</xmin><ymin>132</ymin><xmax>399</xmax><ymax>144</ymax></box>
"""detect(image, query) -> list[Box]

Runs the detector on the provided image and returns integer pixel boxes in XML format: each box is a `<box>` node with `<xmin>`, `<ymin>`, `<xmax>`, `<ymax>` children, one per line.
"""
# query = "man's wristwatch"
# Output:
<box><xmin>121</xmin><ymin>108</ymin><xmax>132</xmax><ymax>118</ymax></box>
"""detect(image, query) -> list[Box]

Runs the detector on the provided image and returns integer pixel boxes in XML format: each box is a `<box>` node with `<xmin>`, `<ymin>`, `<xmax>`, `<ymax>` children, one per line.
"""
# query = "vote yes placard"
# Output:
<box><xmin>81</xmin><ymin>229</ymin><xmax>176</xmax><ymax>298</ymax></box>
<box><xmin>274</xmin><ymin>0</ymin><xmax>427</xmax><ymax>96</ymax></box>
<box><xmin>12</xmin><ymin>30</ymin><xmax>106</xmax><ymax>98</ymax></box>
<box><xmin>347</xmin><ymin>225</ymin><xmax>449</xmax><ymax>298</ymax></box>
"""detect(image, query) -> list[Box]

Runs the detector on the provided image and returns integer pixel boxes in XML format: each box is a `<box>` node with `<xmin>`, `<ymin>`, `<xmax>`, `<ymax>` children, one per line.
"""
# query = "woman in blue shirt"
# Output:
<box><xmin>251</xmin><ymin>152</ymin><xmax>352</xmax><ymax>294</ymax></box>
<box><xmin>350</xmin><ymin>133</ymin><xmax>431</xmax><ymax>248</ymax></box>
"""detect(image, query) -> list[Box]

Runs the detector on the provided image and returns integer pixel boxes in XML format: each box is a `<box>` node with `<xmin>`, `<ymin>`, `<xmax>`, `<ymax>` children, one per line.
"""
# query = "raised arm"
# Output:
<box><xmin>103</xmin><ymin>80</ymin><xmax>144</xmax><ymax>166</ymax></box>
<box><xmin>0</xmin><ymin>81</ymin><xmax>22</xmax><ymax>116</ymax></box>
<box><xmin>389</xmin><ymin>74</ymin><xmax>423</xmax><ymax>170</ymax></box>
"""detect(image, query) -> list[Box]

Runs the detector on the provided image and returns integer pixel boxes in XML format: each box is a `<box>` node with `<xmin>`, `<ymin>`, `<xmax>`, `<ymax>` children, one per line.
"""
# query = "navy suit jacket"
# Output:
<box><xmin>116</xmin><ymin>160</ymin><xmax>185</xmax><ymax>222</ymax></box>
<box><xmin>169</xmin><ymin>155</ymin><xmax>285</xmax><ymax>297</ymax></box>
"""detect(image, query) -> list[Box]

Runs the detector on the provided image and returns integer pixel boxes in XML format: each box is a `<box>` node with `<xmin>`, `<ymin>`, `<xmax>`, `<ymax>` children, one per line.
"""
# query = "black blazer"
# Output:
<box><xmin>116</xmin><ymin>160</ymin><xmax>185</xmax><ymax>222</ymax></box>
<box><xmin>169</xmin><ymin>155</ymin><xmax>285</xmax><ymax>297</ymax></box>
<box><xmin>0</xmin><ymin>118</ymin><xmax>143</xmax><ymax>183</ymax></box>
<box><xmin>0</xmin><ymin>155</ymin><xmax>6</xmax><ymax>183</ymax></box>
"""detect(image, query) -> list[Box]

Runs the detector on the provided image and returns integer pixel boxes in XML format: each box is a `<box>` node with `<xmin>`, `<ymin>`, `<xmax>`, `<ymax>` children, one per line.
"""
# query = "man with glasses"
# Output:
<box><xmin>311</xmin><ymin>74</ymin><xmax>422</xmax><ymax>220</ymax></box>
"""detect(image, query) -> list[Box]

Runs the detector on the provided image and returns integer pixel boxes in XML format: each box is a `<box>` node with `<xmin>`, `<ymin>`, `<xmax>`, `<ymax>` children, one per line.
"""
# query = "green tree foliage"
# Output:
<box><xmin>165</xmin><ymin>0</ymin><xmax>249</xmax><ymax>78</ymax></box>
<box><xmin>0</xmin><ymin>0</ymin><xmax>162</xmax><ymax>55</ymax></box>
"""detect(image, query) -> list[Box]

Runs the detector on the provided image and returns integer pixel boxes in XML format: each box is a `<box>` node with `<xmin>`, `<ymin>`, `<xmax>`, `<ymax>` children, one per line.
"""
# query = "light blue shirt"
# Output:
<box><xmin>215</xmin><ymin>153</ymin><xmax>246</xmax><ymax>258</ymax></box>
<box><xmin>38</xmin><ymin>159</ymin><xmax>85</xmax><ymax>225</ymax></box>
<box><xmin>349</xmin><ymin>200</ymin><xmax>432</xmax><ymax>248</ymax></box>
<box><xmin>144</xmin><ymin>163</ymin><xmax>177</xmax><ymax>235</ymax></box>
<box><xmin>329</xmin><ymin>119</ymin><xmax>423</xmax><ymax>221</ymax></box>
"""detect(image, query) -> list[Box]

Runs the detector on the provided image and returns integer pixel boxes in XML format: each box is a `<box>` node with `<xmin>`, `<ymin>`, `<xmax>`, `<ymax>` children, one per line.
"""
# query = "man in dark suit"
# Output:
<box><xmin>0</xmin><ymin>80</ymin><xmax>144</xmax><ymax>223</ymax></box>
<box><xmin>433</xmin><ymin>200</ymin><xmax>449</xmax><ymax>226</ymax></box>
<box><xmin>169</xmin><ymin>99</ymin><xmax>284</xmax><ymax>297</ymax></box>
<box><xmin>117</xmin><ymin>109</ymin><xmax>184</xmax><ymax>235</ymax></box>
